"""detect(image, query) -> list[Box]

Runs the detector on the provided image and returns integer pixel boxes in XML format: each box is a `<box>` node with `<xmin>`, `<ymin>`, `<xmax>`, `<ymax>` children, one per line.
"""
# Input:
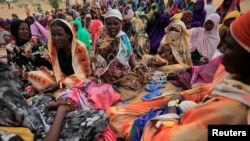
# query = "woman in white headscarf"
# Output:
<box><xmin>189</xmin><ymin>13</ymin><xmax>221</xmax><ymax>66</ymax></box>
<box><xmin>84</xmin><ymin>14</ymin><xmax>92</xmax><ymax>33</ymax></box>
<box><xmin>94</xmin><ymin>8</ymin><xmax>147</xmax><ymax>91</ymax></box>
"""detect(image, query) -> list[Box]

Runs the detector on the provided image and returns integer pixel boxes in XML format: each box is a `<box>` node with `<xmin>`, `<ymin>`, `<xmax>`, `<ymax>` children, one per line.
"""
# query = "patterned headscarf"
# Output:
<box><xmin>181</xmin><ymin>10</ymin><xmax>193</xmax><ymax>29</ymax></box>
<box><xmin>48</xmin><ymin>19</ymin><xmax>90</xmax><ymax>85</ymax></box>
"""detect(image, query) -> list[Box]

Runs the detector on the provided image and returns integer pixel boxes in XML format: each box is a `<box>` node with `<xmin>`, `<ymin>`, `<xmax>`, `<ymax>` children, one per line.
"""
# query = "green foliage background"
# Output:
<box><xmin>48</xmin><ymin>0</ymin><xmax>62</xmax><ymax>9</ymax></box>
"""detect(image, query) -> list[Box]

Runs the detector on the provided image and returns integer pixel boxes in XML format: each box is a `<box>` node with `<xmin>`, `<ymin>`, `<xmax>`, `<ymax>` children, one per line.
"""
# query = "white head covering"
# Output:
<box><xmin>104</xmin><ymin>8</ymin><xmax>123</xmax><ymax>21</ymax></box>
<box><xmin>189</xmin><ymin>13</ymin><xmax>221</xmax><ymax>60</ymax></box>
<box><xmin>85</xmin><ymin>14</ymin><xmax>92</xmax><ymax>18</ymax></box>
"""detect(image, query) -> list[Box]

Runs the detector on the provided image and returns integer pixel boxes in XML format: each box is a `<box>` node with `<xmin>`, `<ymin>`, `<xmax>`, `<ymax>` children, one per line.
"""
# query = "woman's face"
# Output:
<box><xmin>224</xmin><ymin>0</ymin><xmax>232</xmax><ymax>8</ymax></box>
<box><xmin>204</xmin><ymin>20</ymin><xmax>214</xmax><ymax>31</ymax></box>
<box><xmin>74</xmin><ymin>23</ymin><xmax>78</xmax><ymax>32</ymax></box>
<box><xmin>207</xmin><ymin>0</ymin><xmax>212</xmax><ymax>4</ymax></box>
<box><xmin>222</xmin><ymin>32</ymin><xmax>250</xmax><ymax>75</ymax></box>
<box><xmin>194</xmin><ymin>3</ymin><xmax>202</xmax><ymax>11</ymax></box>
<box><xmin>224</xmin><ymin>17</ymin><xmax>236</xmax><ymax>27</ymax></box>
<box><xmin>105</xmin><ymin>17</ymin><xmax>122</xmax><ymax>37</ymax></box>
<box><xmin>18</xmin><ymin>23</ymin><xmax>30</xmax><ymax>41</ymax></box>
<box><xmin>86</xmin><ymin>17</ymin><xmax>92</xmax><ymax>23</ymax></box>
<box><xmin>50</xmin><ymin>26</ymin><xmax>71</xmax><ymax>49</ymax></box>
<box><xmin>140</xmin><ymin>2</ymin><xmax>145</xmax><ymax>7</ymax></box>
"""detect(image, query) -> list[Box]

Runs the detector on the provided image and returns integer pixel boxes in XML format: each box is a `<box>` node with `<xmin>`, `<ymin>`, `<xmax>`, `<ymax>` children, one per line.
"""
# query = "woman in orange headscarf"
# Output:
<box><xmin>27</xmin><ymin>19</ymin><xmax>90</xmax><ymax>97</ymax></box>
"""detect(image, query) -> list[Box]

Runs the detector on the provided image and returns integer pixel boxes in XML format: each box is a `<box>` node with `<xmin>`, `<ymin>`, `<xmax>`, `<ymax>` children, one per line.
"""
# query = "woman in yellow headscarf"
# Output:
<box><xmin>170</xmin><ymin>12</ymin><xmax>183</xmax><ymax>21</ymax></box>
<box><xmin>218</xmin><ymin>10</ymin><xmax>241</xmax><ymax>52</ymax></box>
<box><xmin>141</xmin><ymin>20</ymin><xmax>192</xmax><ymax>73</ymax></box>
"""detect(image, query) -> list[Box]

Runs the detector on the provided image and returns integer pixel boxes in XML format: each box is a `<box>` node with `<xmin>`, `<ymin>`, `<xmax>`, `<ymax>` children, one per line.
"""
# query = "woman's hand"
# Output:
<box><xmin>200</xmin><ymin>56</ymin><xmax>209</xmax><ymax>64</ymax></box>
<box><xmin>46</xmin><ymin>98</ymin><xmax>72</xmax><ymax>111</ymax></box>
<box><xmin>43</xmin><ymin>83</ymin><xmax>60</xmax><ymax>93</ymax></box>
<box><xmin>151</xmin><ymin>56</ymin><xmax>167</xmax><ymax>67</ymax></box>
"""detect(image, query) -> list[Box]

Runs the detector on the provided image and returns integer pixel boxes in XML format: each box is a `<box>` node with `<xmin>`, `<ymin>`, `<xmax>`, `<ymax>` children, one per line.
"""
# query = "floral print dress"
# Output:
<box><xmin>5</xmin><ymin>36</ymin><xmax>51</xmax><ymax>98</ymax></box>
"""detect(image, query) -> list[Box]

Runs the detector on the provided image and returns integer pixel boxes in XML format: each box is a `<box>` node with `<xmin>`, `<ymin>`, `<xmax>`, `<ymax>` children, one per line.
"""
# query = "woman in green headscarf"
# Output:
<box><xmin>73</xmin><ymin>18</ymin><xmax>92</xmax><ymax>53</ymax></box>
<box><xmin>147</xmin><ymin>3</ymin><xmax>157</xmax><ymax>20</ymax></box>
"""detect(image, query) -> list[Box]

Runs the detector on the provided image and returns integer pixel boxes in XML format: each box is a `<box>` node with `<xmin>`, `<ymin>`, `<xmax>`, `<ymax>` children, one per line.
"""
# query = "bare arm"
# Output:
<box><xmin>43</xmin><ymin>102</ymin><xmax>71</xmax><ymax>141</ymax></box>
<box><xmin>129</xmin><ymin>54</ymin><xmax>136</xmax><ymax>69</ymax></box>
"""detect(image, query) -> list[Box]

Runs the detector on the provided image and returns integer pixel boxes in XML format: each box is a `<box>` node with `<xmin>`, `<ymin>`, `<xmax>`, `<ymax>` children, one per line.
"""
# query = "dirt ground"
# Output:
<box><xmin>0</xmin><ymin>0</ymin><xmax>249</xmax><ymax>19</ymax></box>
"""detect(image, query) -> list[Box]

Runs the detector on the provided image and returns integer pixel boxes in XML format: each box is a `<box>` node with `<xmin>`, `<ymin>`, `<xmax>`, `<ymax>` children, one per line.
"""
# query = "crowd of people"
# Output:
<box><xmin>0</xmin><ymin>0</ymin><xmax>249</xmax><ymax>141</ymax></box>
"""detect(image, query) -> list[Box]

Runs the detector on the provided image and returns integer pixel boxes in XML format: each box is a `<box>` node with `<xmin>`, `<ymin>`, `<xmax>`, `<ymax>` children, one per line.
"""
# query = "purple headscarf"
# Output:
<box><xmin>192</xmin><ymin>0</ymin><xmax>207</xmax><ymax>27</ymax></box>
<box><xmin>149</xmin><ymin>13</ymin><xmax>170</xmax><ymax>54</ymax></box>
<box><xmin>0</xmin><ymin>20</ymin><xmax>5</xmax><ymax>28</ymax></box>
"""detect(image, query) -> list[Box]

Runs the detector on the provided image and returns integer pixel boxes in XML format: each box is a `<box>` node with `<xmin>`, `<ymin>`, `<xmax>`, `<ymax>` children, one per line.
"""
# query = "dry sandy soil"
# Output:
<box><xmin>0</xmin><ymin>0</ymin><xmax>249</xmax><ymax>19</ymax></box>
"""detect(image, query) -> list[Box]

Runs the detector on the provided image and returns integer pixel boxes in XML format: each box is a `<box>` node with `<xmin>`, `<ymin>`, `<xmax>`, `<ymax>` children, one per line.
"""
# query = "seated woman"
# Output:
<box><xmin>142</xmin><ymin>20</ymin><xmax>192</xmax><ymax>73</ymax></box>
<box><xmin>216</xmin><ymin>0</ymin><xmax>238</xmax><ymax>23</ymax></box>
<box><xmin>0</xmin><ymin>61</ymin><xmax>108</xmax><ymax>141</ymax></box>
<box><xmin>191</xmin><ymin>0</ymin><xmax>207</xmax><ymax>27</ymax></box>
<box><xmin>25</xmin><ymin>16</ymin><xmax>48</xmax><ymax>43</ymax></box>
<box><xmin>5</xmin><ymin>19</ymin><xmax>52</xmax><ymax>98</ymax></box>
<box><xmin>27</xmin><ymin>19</ymin><xmax>91</xmax><ymax>97</ymax></box>
<box><xmin>181</xmin><ymin>10</ymin><xmax>193</xmax><ymax>29</ymax></box>
<box><xmin>94</xmin><ymin>8</ymin><xmax>149</xmax><ymax>91</ymax></box>
<box><xmin>107</xmin><ymin>11</ymin><xmax>250</xmax><ymax>140</ymax></box>
<box><xmin>149</xmin><ymin>13</ymin><xmax>171</xmax><ymax>54</ymax></box>
<box><xmin>218</xmin><ymin>10</ymin><xmax>241</xmax><ymax>52</ymax></box>
<box><xmin>189</xmin><ymin>13</ymin><xmax>220</xmax><ymax>66</ymax></box>
<box><xmin>168</xmin><ymin>55</ymin><xmax>223</xmax><ymax>90</ymax></box>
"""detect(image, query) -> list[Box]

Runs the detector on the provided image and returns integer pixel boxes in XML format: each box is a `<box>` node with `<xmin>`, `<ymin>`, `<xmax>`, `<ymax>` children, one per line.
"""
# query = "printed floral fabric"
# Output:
<box><xmin>94</xmin><ymin>32</ymin><xmax>133</xmax><ymax>82</ymax></box>
<box><xmin>5</xmin><ymin>36</ymin><xmax>51</xmax><ymax>98</ymax></box>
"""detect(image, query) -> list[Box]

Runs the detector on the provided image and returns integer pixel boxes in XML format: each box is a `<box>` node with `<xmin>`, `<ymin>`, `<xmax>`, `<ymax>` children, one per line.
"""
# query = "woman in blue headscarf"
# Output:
<box><xmin>137</xmin><ymin>1</ymin><xmax>147</xmax><ymax>13</ymax></box>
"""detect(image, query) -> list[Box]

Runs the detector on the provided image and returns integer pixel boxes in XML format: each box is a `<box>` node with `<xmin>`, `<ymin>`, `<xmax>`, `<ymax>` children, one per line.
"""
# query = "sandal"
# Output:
<box><xmin>149</xmin><ymin>79</ymin><xmax>166</xmax><ymax>84</ymax></box>
<box><xmin>149</xmin><ymin>75</ymin><xmax>167</xmax><ymax>84</ymax></box>
<box><xmin>142</xmin><ymin>90</ymin><xmax>162</xmax><ymax>101</ymax></box>
<box><xmin>146</xmin><ymin>83</ymin><xmax>165</xmax><ymax>91</ymax></box>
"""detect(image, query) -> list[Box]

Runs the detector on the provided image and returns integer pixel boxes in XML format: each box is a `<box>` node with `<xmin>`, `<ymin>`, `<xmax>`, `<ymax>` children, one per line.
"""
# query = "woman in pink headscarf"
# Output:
<box><xmin>189</xmin><ymin>13</ymin><xmax>221</xmax><ymax>66</ymax></box>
